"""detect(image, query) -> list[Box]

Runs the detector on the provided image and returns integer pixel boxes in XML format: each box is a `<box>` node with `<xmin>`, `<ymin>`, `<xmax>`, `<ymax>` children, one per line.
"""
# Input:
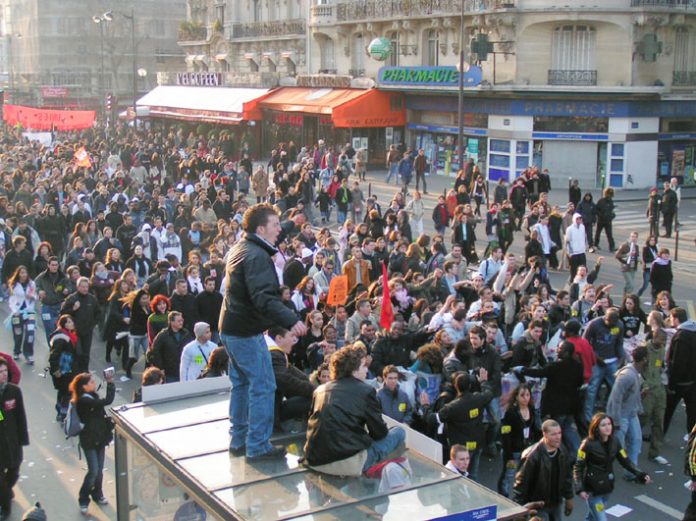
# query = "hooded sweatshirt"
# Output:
<box><xmin>565</xmin><ymin>214</ymin><xmax>586</xmax><ymax>256</ymax></box>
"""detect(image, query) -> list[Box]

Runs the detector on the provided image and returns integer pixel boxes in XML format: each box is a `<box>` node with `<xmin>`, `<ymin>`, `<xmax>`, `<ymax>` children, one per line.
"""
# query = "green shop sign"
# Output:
<box><xmin>378</xmin><ymin>66</ymin><xmax>482</xmax><ymax>87</ymax></box>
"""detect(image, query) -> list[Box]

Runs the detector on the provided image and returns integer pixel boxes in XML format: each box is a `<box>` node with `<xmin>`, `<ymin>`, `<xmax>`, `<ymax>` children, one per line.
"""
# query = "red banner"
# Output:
<box><xmin>3</xmin><ymin>104</ymin><xmax>95</xmax><ymax>131</ymax></box>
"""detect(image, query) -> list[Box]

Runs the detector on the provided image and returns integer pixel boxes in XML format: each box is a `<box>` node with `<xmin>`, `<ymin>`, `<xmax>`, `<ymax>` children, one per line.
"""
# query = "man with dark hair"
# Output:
<box><xmin>370</xmin><ymin>321</ymin><xmax>432</xmax><ymax>377</ymax></box>
<box><xmin>304</xmin><ymin>345</ymin><xmax>405</xmax><ymax>475</ymax></box>
<box><xmin>60</xmin><ymin>277</ymin><xmax>99</xmax><ymax>372</ymax></box>
<box><xmin>220</xmin><ymin>203</ymin><xmax>306</xmax><ymax>460</ymax></box>
<box><xmin>1</xmin><ymin>236</ymin><xmax>32</xmax><ymax>283</ymax></box>
<box><xmin>583</xmin><ymin>308</ymin><xmax>624</xmax><ymax>422</ymax></box>
<box><xmin>148</xmin><ymin>311</ymin><xmax>193</xmax><ymax>383</ymax></box>
<box><xmin>170</xmin><ymin>279</ymin><xmax>198</xmax><ymax>334</ymax></box>
<box><xmin>665</xmin><ymin>307</ymin><xmax>696</xmax><ymax>435</ymax></box>
<box><xmin>267</xmin><ymin>326</ymin><xmax>315</xmax><ymax>430</ymax></box>
<box><xmin>196</xmin><ymin>276</ymin><xmax>223</xmax><ymax>343</ymax></box>
<box><xmin>377</xmin><ymin>365</ymin><xmax>413</xmax><ymax>425</ymax></box>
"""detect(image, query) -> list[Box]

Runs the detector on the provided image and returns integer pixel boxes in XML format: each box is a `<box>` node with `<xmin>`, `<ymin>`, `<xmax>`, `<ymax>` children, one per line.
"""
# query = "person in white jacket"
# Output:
<box><xmin>179</xmin><ymin>322</ymin><xmax>216</xmax><ymax>381</ymax></box>
<box><xmin>8</xmin><ymin>265</ymin><xmax>37</xmax><ymax>364</ymax></box>
<box><xmin>565</xmin><ymin>213</ymin><xmax>587</xmax><ymax>281</ymax></box>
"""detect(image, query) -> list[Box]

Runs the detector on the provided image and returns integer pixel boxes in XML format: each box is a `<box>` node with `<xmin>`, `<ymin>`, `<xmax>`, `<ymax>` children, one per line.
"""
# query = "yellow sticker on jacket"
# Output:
<box><xmin>596</xmin><ymin>502</ymin><xmax>604</xmax><ymax>512</ymax></box>
<box><xmin>469</xmin><ymin>408</ymin><xmax>479</xmax><ymax>419</ymax></box>
<box><xmin>620</xmin><ymin>448</ymin><xmax>628</xmax><ymax>458</ymax></box>
<box><xmin>501</xmin><ymin>425</ymin><xmax>512</xmax><ymax>434</ymax></box>
<box><xmin>610</xmin><ymin>327</ymin><xmax>620</xmax><ymax>335</ymax></box>
<box><xmin>398</xmin><ymin>403</ymin><xmax>407</xmax><ymax>412</ymax></box>
<box><xmin>655</xmin><ymin>359</ymin><xmax>662</xmax><ymax>367</ymax></box>
<box><xmin>466</xmin><ymin>441</ymin><xmax>477</xmax><ymax>450</ymax></box>
<box><xmin>194</xmin><ymin>355</ymin><xmax>204</xmax><ymax>365</ymax></box>
<box><xmin>577</xmin><ymin>448</ymin><xmax>586</xmax><ymax>460</ymax></box>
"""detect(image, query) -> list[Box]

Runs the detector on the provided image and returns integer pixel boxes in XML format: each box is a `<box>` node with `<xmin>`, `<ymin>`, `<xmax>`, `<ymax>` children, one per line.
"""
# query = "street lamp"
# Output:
<box><xmin>92</xmin><ymin>11</ymin><xmax>113</xmax><ymax>117</ymax></box>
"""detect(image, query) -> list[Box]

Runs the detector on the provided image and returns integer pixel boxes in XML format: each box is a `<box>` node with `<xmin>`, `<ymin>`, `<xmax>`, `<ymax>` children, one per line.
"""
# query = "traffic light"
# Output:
<box><xmin>105</xmin><ymin>93</ymin><xmax>113</xmax><ymax>111</ymax></box>
<box><xmin>470</xmin><ymin>33</ymin><xmax>494</xmax><ymax>62</ymax></box>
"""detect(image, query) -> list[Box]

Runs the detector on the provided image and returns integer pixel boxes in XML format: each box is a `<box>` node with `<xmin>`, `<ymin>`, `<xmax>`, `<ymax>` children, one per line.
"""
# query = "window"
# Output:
<box><xmin>352</xmin><ymin>33</ymin><xmax>365</xmax><ymax>73</ymax></box>
<box><xmin>388</xmin><ymin>31</ymin><xmax>400</xmax><ymax>67</ymax></box>
<box><xmin>320</xmin><ymin>37</ymin><xmax>335</xmax><ymax>72</ymax></box>
<box><xmin>253</xmin><ymin>0</ymin><xmax>261</xmax><ymax>22</ymax></box>
<box><xmin>216</xmin><ymin>5</ymin><xmax>225</xmax><ymax>26</ymax></box>
<box><xmin>425</xmin><ymin>30</ymin><xmax>439</xmax><ymax>66</ymax></box>
<box><xmin>551</xmin><ymin>25</ymin><xmax>595</xmax><ymax>70</ymax></box>
<box><xmin>674</xmin><ymin>27</ymin><xmax>696</xmax><ymax>86</ymax></box>
<box><xmin>155</xmin><ymin>48</ymin><xmax>166</xmax><ymax>64</ymax></box>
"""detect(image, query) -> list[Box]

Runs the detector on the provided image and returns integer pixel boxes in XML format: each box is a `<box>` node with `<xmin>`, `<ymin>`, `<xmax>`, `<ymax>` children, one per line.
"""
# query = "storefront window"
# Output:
<box><xmin>455</xmin><ymin>112</ymin><xmax>488</xmax><ymax>129</ymax></box>
<box><xmin>262</xmin><ymin>110</ymin><xmax>303</xmax><ymax>151</ymax></box>
<box><xmin>661</xmin><ymin>118</ymin><xmax>696</xmax><ymax>133</ymax></box>
<box><xmin>534</xmin><ymin>116</ymin><xmax>608</xmax><ymax>133</ymax></box>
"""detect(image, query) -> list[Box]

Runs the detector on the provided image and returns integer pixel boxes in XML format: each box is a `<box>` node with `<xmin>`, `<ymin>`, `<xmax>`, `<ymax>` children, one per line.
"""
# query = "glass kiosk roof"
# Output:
<box><xmin>112</xmin><ymin>389</ymin><xmax>527</xmax><ymax>521</ymax></box>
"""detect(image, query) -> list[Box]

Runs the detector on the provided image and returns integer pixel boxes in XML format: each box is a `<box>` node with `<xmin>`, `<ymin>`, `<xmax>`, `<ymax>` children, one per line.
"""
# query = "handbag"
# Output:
<box><xmin>585</xmin><ymin>468</ymin><xmax>614</xmax><ymax>495</ymax></box>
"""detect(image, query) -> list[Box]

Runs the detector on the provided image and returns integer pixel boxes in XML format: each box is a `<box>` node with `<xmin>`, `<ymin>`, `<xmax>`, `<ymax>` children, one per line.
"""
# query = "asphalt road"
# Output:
<box><xmin>3</xmin><ymin>170</ymin><xmax>696</xmax><ymax>520</ymax></box>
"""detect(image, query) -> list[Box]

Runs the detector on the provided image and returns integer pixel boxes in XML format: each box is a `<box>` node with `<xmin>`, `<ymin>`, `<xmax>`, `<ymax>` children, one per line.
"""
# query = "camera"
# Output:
<box><xmin>103</xmin><ymin>367</ymin><xmax>115</xmax><ymax>379</ymax></box>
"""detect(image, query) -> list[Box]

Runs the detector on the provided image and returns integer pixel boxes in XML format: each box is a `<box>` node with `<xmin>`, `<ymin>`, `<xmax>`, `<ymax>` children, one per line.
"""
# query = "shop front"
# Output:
<box><xmin>136</xmin><ymin>85</ymin><xmax>271</xmax><ymax>156</ymax></box>
<box><xmin>657</xmin><ymin>117</ymin><xmax>696</xmax><ymax>184</ymax></box>
<box><xmin>258</xmin><ymin>87</ymin><xmax>406</xmax><ymax>165</ymax></box>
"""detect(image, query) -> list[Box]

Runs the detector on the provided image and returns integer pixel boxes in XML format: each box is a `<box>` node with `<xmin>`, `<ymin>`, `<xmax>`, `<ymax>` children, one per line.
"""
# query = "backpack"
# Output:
<box><xmin>63</xmin><ymin>400</ymin><xmax>84</xmax><ymax>438</ymax></box>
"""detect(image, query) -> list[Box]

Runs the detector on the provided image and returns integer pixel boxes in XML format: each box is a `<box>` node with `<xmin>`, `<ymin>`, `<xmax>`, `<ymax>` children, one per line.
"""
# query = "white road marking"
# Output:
<box><xmin>634</xmin><ymin>494</ymin><xmax>682</xmax><ymax>519</ymax></box>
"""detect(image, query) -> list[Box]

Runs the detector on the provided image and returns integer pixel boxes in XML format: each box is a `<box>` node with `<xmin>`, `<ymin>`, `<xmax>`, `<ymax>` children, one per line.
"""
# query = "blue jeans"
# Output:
<box><xmin>585</xmin><ymin>493</ymin><xmax>611</xmax><ymax>521</ymax></box>
<box><xmin>616</xmin><ymin>414</ymin><xmax>641</xmax><ymax>474</ymax></box>
<box><xmin>585</xmin><ymin>360</ymin><xmax>618</xmax><ymax>422</ymax></box>
<box><xmin>386</xmin><ymin>163</ymin><xmax>399</xmax><ymax>184</ymax></box>
<box><xmin>128</xmin><ymin>334</ymin><xmax>148</xmax><ymax>359</ymax></box>
<box><xmin>41</xmin><ymin>302</ymin><xmax>61</xmax><ymax>344</ymax></box>
<box><xmin>79</xmin><ymin>446</ymin><xmax>105</xmax><ymax>506</ymax></box>
<box><xmin>337</xmin><ymin>210</ymin><xmax>347</xmax><ymax>226</ymax></box>
<box><xmin>362</xmin><ymin>426</ymin><xmax>406</xmax><ymax>471</ymax></box>
<box><xmin>497</xmin><ymin>451</ymin><xmax>520</xmax><ymax>497</ymax></box>
<box><xmin>555</xmin><ymin>414</ymin><xmax>581</xmax><ymax>455</ymax></box>
<box><xmin>637</xmin><ymin>270</ymin><xmax>650</xmax><ymax>297</ymax></box>
<box><xmin>221</xmin><ymin>333</ymin><xmax>276</xmax><ymax>457</ymax></box>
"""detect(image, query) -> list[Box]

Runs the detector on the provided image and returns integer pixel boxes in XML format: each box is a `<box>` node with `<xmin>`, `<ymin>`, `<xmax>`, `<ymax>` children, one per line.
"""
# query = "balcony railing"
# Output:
<box><xmin>335</xmin><ymin>0</ymin><xmax>515</xmax><ymax>22</ymax></box>
<box><xmin>548</xmin><ymin>69</ymin><xmax>597</xmax><ymax>86</ymax></box>
<box><xmin>631</xmin><ymin>0</ymin><xmax>696</xmax><ymax>8</ymax></box>
<box><xmin>231</xmin><ymin>19</ymin><xmax>305</xmax><ymax>39</ymax></box>
<box><xmin>349</xmin><ymin>68</ymin><xmax>366</xmax><ymax>77</ymax></box>
<box><xmin>673</xmin><ymin>70</ymin><xmax>696</xmax><ymax>86</ymax></box>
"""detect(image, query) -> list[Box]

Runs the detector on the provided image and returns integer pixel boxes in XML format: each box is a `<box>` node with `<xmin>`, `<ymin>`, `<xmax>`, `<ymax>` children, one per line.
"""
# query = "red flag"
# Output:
<box><xmin>379</xmin><ymin>261</ymin><xmax>394</xmax><ymax>330</ymax></box>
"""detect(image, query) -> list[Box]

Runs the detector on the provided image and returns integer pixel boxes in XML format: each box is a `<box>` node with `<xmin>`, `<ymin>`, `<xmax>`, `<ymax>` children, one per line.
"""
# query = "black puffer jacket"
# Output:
<box><xmin>437</xmin><ymin>380</ymin><xmax>494</xmax><ymax>450</ymax></box>
<box><xmin>220</xmin><ymin>233</ymin><xmax>299</xmax><ymax>336</ymax></box>
<box><xmin>77</xmin><ymin>382</ymin><xmax>115</xmax><ymax>450</ymax></box>
<box><xmin>522</xmin><ymin>356</ymin><xmax>584</xmax><ymax>417</ymax></box>
<box><xmin>304</xmin><ymin>377</ymin><xmax>388</xmax><ymax>466</ymax></box>
<box><xmin>573</xmin><ymin>436</ymin><xmax>646</xmax><ymax>494</ymax></box>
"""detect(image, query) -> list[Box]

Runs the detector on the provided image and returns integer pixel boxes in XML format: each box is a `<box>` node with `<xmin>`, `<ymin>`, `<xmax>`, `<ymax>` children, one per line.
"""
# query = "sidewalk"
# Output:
<box><xmin>361</xmin><ymin>168</ymin><xmax>687</xmax><ymax>205</ymax></box>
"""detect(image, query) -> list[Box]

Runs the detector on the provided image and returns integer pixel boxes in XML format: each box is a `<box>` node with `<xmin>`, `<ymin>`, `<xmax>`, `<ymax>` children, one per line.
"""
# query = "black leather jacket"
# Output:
<box><xmin>219</xmin><ymin>233</ymin><xmax>299</xmax><ymax>336</ymax></box>
<box><xmin>304</xmin><ymin>377</ymin><xmax>388</xmax><ymax>466</ymax></box>
<box><xmin>573</xmin><ymin>436</ymin><xmax>646</xmax><ymax>494</ymax></box>
<box><xmin>513</xmin><ymin>441</ymin><xmax>574</xmax><ymax>507</ymax></box>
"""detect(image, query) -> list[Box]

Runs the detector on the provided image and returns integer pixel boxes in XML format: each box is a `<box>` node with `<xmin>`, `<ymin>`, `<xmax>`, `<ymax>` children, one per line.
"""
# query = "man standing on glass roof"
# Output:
<box><xmin>220</xmin><ymin>204</ymin><xmax>307</xmax><ymax>460</ymax></box>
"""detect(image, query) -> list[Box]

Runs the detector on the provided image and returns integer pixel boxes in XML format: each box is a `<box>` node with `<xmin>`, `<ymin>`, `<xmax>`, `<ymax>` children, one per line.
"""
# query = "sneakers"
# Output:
<box><xmin>588</xmin><ymin>247</ymin><xmax>596</xmax><ymax>253</ymax></box>
<box><xmin>26</xmin><ymin>356</ymin><xmax>34</xmax><ymax>365</ymax></box>
<box><xmin>652</xmin><ymin>456</ymin><xmax>669</xmax><ymax>465</ymax></box>
<box><xmin>79</xmin><ymin>505</ymin><xmax>88</xmax><ymax>515</ymax></box>
<box><xmin>12</xmin><ymin>353</ymin><xmax>20</xmax><ymax>361</ymax></box>
<box><xmin>246</xmin><ymin>445</ymin><xmax>286</xmax><ymax>460</ymax></box>
<box><xmin>95</xmin><ymin>497</ymin><xmax>109</xmax><ymax>505</ymax></box>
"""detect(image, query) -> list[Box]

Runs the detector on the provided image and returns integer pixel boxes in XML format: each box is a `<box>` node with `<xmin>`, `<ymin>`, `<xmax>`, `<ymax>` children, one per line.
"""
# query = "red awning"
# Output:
<box><xmin>258</xmin><ymin>87</ymin><xmax>405</xmax><ymax>128</ymax></box>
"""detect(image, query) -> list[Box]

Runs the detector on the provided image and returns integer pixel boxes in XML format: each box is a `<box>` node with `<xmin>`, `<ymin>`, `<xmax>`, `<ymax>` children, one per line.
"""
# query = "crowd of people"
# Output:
<box><xmin>0</xmin><ymin>122</ymin><xmax>694</xmax><ymax>520</ymax></box>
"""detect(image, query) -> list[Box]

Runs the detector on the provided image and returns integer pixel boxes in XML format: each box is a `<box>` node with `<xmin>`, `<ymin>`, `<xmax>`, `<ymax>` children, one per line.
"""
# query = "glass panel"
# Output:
<box><xmin>146</xmin><ymin>420</ymin><xmax>230</xmax><ymax>459</ymax></box>
<box><xmin>610</xmin><ymin>158</ymin><xmax>624</xmax><ymax>172</ymax></box>
<box><xmin>489</xmin><ymin>139</ymin><xmax>510</xmax><ymax>153</ymax></box>
<box><xmin>489</xmin><ymin>154</ymin><xmax>510</xmax><ymax>168</ymax></box>
<box><xmin>117</xmin><ymin>394</ymin><xmax>229</xmax><ymax>434</ymax></box>
<box><xmin>291</xmin><ymin>478</ymin><xmax>526</xmax><ymax>521</ymax></box>
<box><xmin>610</xmin><ymin>173</ymin><xmax>624</xmax><ymax>188</ymax></box>
<box><xmin>611</xmin><ymin>143</ymin><xmax>624</xmax><ymax>157</ymax></box>
<box><xmin>516</xmin><ymin>155</ymin><xmax>530</xmax><ymax>170</ymax></box>
<box><xmin>127</xmin><ymin>440</ymin><xmax>221</xmax><ymax>520</ymax></box>
<box><xmin>516</xmin><ymin>141</ymin><xmax>529</xmax><ymax>154</ymax></box>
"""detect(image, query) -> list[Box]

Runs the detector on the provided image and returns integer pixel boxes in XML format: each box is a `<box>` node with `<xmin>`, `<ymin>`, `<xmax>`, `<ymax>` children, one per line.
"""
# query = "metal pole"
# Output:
<box><xmin>131</xmin><ymin>8</ymin><xmax>137</xmax><ymax>129</ymax></box>
<box><xmin>100</xmin><ymin>23</ymin><xmax>105</xmax><ymax>121</ymax></box>
<box><xmin>457</xmin><ymin>1</ymin><xmax>464</xmax><ymax>173</ymax></box>
<box><xmin>674</xmin><ymin>206</ymin><xmax>679</xmax><ymax>262</ymax></box>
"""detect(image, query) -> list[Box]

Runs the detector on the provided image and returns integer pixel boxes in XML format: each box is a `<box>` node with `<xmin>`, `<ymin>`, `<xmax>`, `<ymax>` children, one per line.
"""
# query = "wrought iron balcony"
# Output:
<box><xmin>547</xmin><ymin>69</ymin><xmax>597</xmax><ymax>86</ymax></box>
<box><xmin>335</xmin><ymin>0</ymin><xmax>515</xmax><ymax>22</ymax></box>
<box><xmin>673</xmin><ymin>70</ymin><xmax>696</xmax><ymax>86</ymax></box>
<box><xmin>631</xmin><ymin>0</ymin><xmax>696</xmax><ymax>8</ymax></box>
<box><xmin>231</xmin><ymin>19</ymin><xmax>305</xmax><ymax>39</ymax></box>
